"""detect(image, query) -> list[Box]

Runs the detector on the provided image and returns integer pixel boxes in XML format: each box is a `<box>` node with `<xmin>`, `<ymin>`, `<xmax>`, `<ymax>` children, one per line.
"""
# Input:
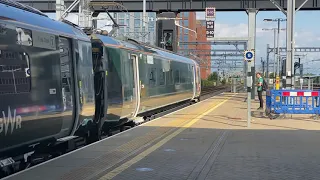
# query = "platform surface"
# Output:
<box><xmin>5</xmin><ymin>93</ymin><xmax>320</xmax><ymax>180</ymax></box>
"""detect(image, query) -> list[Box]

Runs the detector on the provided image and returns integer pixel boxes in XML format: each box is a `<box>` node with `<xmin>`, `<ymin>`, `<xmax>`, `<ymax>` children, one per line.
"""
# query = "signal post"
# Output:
<box><xmin>244</xmin><ymin>50</ymin><xmax>255</xmax><ymax>127</ymax></box>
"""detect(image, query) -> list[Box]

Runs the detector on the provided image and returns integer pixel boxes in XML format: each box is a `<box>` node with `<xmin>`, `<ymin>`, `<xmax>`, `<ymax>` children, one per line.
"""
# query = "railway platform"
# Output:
<box><xmin>5</xmin><ymin>92</ymin><xmax>320</xmax><ymax>180</ymax></box>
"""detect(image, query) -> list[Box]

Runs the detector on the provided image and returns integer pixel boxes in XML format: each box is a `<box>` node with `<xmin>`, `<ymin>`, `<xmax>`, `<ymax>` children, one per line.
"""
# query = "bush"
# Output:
<box><xmin>221</xmin><ymin>79</ymin><xmax>226</xmax><ymax>85</ymax></box>
<box><xmin>201</xmin><ymin>79</ymin><xmax>216</xmax><ymax>87</ymax></box>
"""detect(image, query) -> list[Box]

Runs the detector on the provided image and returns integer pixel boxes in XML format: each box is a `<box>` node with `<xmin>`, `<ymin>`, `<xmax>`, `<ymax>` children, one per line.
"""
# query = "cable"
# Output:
<box><xmin>94</xmin><ymin>2</ymin><xmax>155</xmax><ymax>39</ymax></box>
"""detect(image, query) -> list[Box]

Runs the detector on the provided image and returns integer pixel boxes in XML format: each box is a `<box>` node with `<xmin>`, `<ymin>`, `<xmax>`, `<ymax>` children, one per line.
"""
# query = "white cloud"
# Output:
<box><xmin>196</xmin><ymin>12</ymin><xmax>205</xmax><ymax>20</ymax></box>
<box><xmin>214</xmin><ymin>23</ymin><xmax>248</xmax><ymax>37</ymax></box>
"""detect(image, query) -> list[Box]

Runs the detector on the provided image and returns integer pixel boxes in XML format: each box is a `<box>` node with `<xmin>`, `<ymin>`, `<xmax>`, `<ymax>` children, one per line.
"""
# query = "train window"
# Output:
<box><xmin>159</xmin><ymin>68</ymin><xmax>165</xmax><ymax>86</ymax></box>
<box><xmin>0</xmin><ymin>50</ymin><xmax>31</xmax><ymax>94</ymax></box>
<box><xmin>166</xmin><ymin>69</ymin><xmax>173</xmax><ymax>85</ymax></box>
<box><xmin>149</xmin><ymin>67</ymin><xmax>156</xmax><ymax>86</ymax></box>
<box><xmin>174</xmin><ymin>69</ymin><xmax>180</xmax><ymax>84</ymax></box>
<box><xmin>180</xmin><ymin>67</ymin><xmax>186</xmax><ymax>84</ymax></box>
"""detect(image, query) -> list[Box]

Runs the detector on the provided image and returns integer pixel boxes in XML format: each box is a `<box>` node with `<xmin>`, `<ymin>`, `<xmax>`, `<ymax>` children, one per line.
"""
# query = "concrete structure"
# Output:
<box><xmin>111</xmin><ymin>12</ymin><xmax>157</xmax><ymax>45</ymax></box>
<box><xmin>17</xmin><ymin>0</ymin><xmax>320</xmax><ymax>12</ymax></box>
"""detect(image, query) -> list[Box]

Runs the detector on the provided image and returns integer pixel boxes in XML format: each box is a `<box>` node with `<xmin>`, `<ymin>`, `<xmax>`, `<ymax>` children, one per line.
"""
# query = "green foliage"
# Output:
<box><xmin>221</xmin><ymin>78</ymin><xmax>226</xmax><ymax>85</ymax></box>
<box><xmin>269</xmin><ymin>73</ymin><xmax>275</xmax><ymax>79</ymax></box>
<box><xmin>304</xmin><ymin>73</ymin><xmax>315</xmax><ymax>76</ymax></box>
<box><xmin>207</xmin><ymin>72</ymin><xmax>218</xmax><ymax>81</ymax></box>
<box><xmin>201</xmin><ymin>79</ymin><xmax>216</xmax><ymax>87</ymax></box>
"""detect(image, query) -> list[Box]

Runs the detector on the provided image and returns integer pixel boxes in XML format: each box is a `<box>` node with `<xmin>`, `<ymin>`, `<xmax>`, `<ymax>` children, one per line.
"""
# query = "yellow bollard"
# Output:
<box><xmin>276</xmin><ymin>76</ymin><xmax>280</xmax><ymax>101</ymax></box>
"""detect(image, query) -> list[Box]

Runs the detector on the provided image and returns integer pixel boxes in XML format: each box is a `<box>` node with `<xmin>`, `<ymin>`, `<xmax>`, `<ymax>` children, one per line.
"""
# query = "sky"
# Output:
<box><xmin>46</xmin><ymin>10</ymin><xmax>320</xmax><ymax>75</ymax></box>
<box><xmin>195</xmin><ymin>10</ymin><xmax>320</xmax><ymax>74</ymax></box>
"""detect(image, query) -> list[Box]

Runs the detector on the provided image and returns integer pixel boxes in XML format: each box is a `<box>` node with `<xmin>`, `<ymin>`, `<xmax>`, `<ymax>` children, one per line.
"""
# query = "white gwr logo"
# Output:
<box><xmin>0</xmin><ymin>107</ymin><xmax>22</xmax><ymax>135</ymax></box>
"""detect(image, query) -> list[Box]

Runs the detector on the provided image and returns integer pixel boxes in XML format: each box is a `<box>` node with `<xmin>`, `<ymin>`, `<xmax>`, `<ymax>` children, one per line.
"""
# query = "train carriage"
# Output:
<box><xmin>0</xmin><ymin>0</ymin><xmax>100</xmax><ymax>174</ymax></box>
<box><xmin>0</xmin><ymin>0</ymin><xmax>201</xmax><ymax>176</ymax></box>
<box><xmin>90</xmin><ymin>34</ymin><xmax>201</xmax><ymax>126</ymax></box>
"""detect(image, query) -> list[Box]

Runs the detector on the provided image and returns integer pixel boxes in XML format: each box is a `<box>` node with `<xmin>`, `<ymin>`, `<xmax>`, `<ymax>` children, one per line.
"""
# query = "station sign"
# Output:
<box><xmin>205</xmin><ymin>7</ymin><xmax>216</xmax><ymax>19</ymax></box>
<box><xmin>206</xmin><ymin>20</ymin><xmax>215</xmax><ymax>38</ymax></box>
<box><xmin>206</xmin><ymin>20</ymin><xmax>214</xmax><ymax>29</ymax></box>
<box><xmin>205</xmin><ymin>7</ymin><xmax>215</xmax><ymax>39</ymax></box>
<box><xmin>206</xmin><ymin>30</ymin><xmax>214</xmax><ymax>38</ymax></box>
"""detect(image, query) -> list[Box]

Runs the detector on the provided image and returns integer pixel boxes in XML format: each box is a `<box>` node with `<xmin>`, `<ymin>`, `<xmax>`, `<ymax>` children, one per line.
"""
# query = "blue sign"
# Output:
<box><xmin>244</xmin><ymin>50</ymin><xmax>254</xmax><ymax>61</ymax></box>
<box><xmin>245</xmin><ymin>52</ymin><xmax>253</xmax><ymax>59</ymax></box>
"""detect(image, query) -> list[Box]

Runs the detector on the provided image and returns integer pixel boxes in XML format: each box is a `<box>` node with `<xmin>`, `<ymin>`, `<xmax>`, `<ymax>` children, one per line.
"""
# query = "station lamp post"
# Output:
<box><xmin>263</xmin><ymin>18</ymin><xmax>286</xmax><ymax>76</ymax></box>
<box><xmin>263</xmin><ymin>18</ymin><xmax>286</xmax><ymax>89</ymax></box>
<box><xmin>262</xmin><ymin>27</ymin><xmax>285</xmax><ymax>87</ymax></box>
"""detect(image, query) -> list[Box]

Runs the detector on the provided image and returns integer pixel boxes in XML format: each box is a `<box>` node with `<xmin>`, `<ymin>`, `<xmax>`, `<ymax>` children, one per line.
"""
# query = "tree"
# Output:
<box><xmin>207</xmin><ymin>72</ymin><xmax>218</xmax><ymax>81</ymax></box>
<box><xmin>269</xmin><ymin>72</ymin><xmax>275</xmax><ymax>79</ymax></box>
<box><xmin>304</xmin><ymin>73</ymin><xmax>315</xmax><ymax>76</ymax></box>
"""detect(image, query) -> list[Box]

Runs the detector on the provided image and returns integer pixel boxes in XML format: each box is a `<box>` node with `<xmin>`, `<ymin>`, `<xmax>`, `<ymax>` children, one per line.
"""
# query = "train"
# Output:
<box><xmin>0</xmin><ymin>0</ymin><xmax>201</xmax><ymax>176</ymax></box>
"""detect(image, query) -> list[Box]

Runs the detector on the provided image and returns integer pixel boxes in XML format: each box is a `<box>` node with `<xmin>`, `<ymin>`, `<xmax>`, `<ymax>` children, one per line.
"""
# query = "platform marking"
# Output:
<box><xmin>98</xmin><ymin>94</ymin><xmax>235</xmax><ymax>180</ymax></box>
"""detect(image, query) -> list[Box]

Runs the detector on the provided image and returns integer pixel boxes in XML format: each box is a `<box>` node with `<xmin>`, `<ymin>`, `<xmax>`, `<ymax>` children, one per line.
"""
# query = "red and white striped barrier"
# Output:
<box><xmin>282</xmin><ymin>91</ymin><xmax>319</xmax><ymax>97</ymax></box>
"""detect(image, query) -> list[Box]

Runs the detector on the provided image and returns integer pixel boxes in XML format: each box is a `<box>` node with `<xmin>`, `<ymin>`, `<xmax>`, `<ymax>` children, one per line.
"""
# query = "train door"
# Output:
<box><xmin>59</xmin><ymin>37</ymin><xmax>76</xmax><ymax>135</ymax></box>
<box><xmin>192</xmin><ymin>65</ymin><xmax>196</xmax><ymax>99</ymax></box>
<box><xmin>131</xmin><ymin>54</ymin><xmax>141</xmax><ymax>117</ymax></box>
<box><xmin>197</xmin><ymin>65</ymin><xmax>201</xmax><ymax>95</ymax></box>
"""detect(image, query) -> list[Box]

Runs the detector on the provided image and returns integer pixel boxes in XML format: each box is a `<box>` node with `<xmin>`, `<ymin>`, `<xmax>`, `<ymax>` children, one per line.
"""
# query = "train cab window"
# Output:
<box><xmin>0</xmin><ymin>50</ymin><xmax>31</xmax><ymax>94</ymax></box>
<box><xmin>149</xmin><ymin>68</ymin><xmax>156</xmax><ymax>86</ymax></box>
<box><xmin>174</xmin><ymin>69</ymin><xmax>180</xmax><ymax>84</ymax></box>
<box><xmin>159</xmin><ymin>69</ymin><xmax>165</xmax><ymax>86</ymax></box>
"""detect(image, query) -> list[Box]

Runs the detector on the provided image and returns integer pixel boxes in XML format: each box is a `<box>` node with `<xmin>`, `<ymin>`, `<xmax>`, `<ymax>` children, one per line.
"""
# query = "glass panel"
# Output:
<box><xmin>134</xmin><ymin>19</ymin><xmax>140</xmax><ymax>28</ymax></box>
<box><xmin>118</xmin><ymin>13</ymin><xmax>125</xmax><ymax>19</ymax></box>
<box><xmin>119</xmin><ymin>19</ymin><xmax>125</xmax><ymax>25</ymax></box>
<box><xmin>149</xmin><ymin>67</ymin><xmax>156</xmax><ymax>87</ymax></box>
<box><xmin>0</xmin><ymin>50</ymin><xmax>31</xmax><ymax>94</ymax></box>
<box><xmin>134</xmin><ymin>12</ymin><xmax>141</xmax><ymax>18</ymax></box>
<box><xmin>184</xmin><ymin>20</ymin><xmax>189</xmax><ymax>27</ymax></box>
<box><xmin>149</xmin><ymin>27</ymin><xmax>154</xmax><ymax>33</ymax></box>
<box><xmin>174</xmin><ymin>69</ymin><xmax>180</xmax><ymax>84</ymax></box>
<box><xmin>159</xmin><ymin>68</ymin><xmax>165</xmax><ymax>86</ymax></box>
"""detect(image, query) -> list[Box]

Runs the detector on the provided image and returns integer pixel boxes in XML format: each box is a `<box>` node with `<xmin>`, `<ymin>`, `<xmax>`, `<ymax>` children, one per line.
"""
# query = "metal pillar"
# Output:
<box><xmin>247</xmin><ymin>8</ymin><xmax>258</xmax><ymax>99</ymax></box>
<box><xmin>286</xmin><ymin>0</ymin><xmax>295</xmax><ymax>89</ymax></box>
<box><xmin>276</xmin><ymin>19</ymin><xmax>281</xmax><ymax>77</ymax></box>
<box><xmin>244</xmin><ymin>43</ymin><xmax>248</xmax><ymax>91</ymax></box>
<box><xmin>56</xmin><ymin>0</ymin><xmax>64</xmax><ymax>20</ymax></box>
<box><xmin>273</xmin><ymin>29</ymin><xmax>276</xmax><ymax>78</ymax></box>
<box><xmin>266</xmin><ymin>44</ymin><xmax>270</xmax><ymax>79</ymax></box>
<box><xmin>142</xmin><ymin>0</ymin><xmax>146</xmax><ymax>42</ymax></box>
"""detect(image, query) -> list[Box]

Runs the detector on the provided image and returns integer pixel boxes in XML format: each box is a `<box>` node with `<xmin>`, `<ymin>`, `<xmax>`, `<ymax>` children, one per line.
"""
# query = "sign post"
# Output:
<box><xmin>205</xmin><ymin>7</ymin><xmax>216</xmax><ymax>39</ymax></box>
<box><xmin>244</xmin><ymin>50</ymin><xmax>255</xmax><ymax>127</ymax></box>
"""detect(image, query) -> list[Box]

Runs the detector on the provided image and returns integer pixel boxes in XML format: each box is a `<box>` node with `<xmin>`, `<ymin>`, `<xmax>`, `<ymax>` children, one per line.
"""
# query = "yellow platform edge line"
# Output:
<box><xmin>98</xmin><ymin>94</ymin><xmax>236</xmax><ymax>180</ymax></box>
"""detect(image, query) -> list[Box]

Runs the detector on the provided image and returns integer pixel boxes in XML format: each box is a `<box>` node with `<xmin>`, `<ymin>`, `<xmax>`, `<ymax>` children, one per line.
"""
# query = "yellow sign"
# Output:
<box><xmin>276</xmin><ymin>76</ymin><xmax>280</xmax><ymax>101</ymax></box>
<box><xmin>275</xmin><ymin>76</ymin><xmax>280</xmax><ymax>90</ymax></box>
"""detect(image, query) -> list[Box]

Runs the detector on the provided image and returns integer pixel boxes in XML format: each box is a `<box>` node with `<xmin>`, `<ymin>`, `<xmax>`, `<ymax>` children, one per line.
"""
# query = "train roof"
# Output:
<box><xmin>93</xmin><ymin>34</ymin><xmax>197</xmax><ymax>64</ymax></box>
<box><xmin>0</xmin><ymin>0</ymin><xmax>89</xmax><ymax>41</ymax></box>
